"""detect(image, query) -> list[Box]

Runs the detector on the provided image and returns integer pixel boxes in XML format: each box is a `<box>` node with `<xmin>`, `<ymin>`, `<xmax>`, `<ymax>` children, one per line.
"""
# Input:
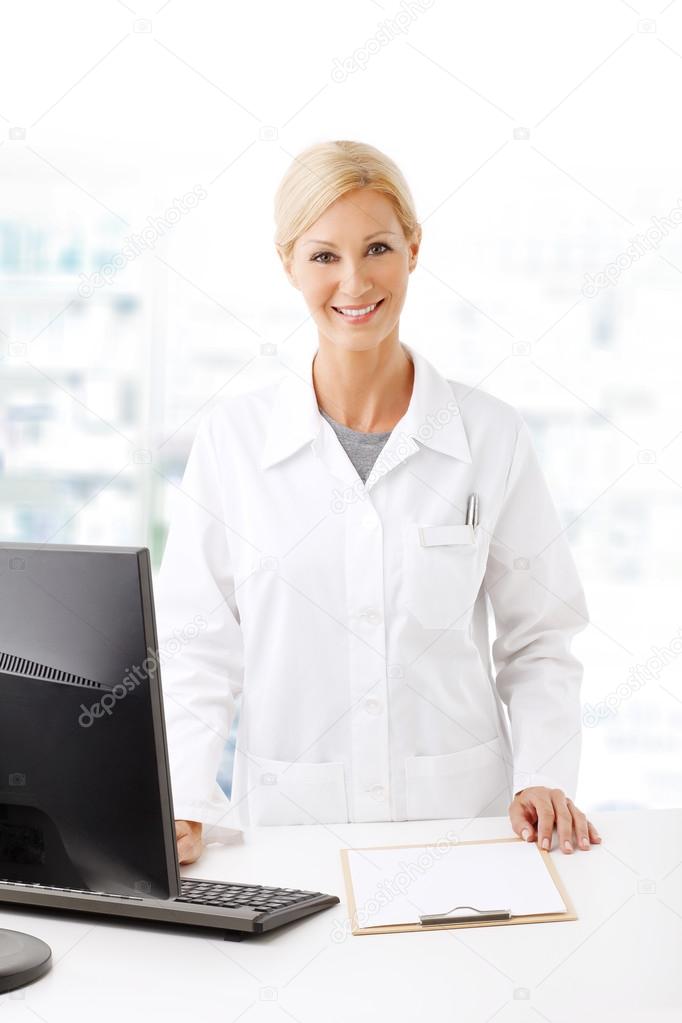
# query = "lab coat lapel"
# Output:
<box><xmin>260</xmin><ymin>343</ymin><xmax>360</xmax><ymax>489</ymax></box>
<box><xmin>260</xmin><ymin>346</ymin><xmax>320</xmax><ymax>470</ymax></box>
<box><xmin>365</xmin><ymin>342</ymin><xmax>472</xmax><ymax>492</ymax></box>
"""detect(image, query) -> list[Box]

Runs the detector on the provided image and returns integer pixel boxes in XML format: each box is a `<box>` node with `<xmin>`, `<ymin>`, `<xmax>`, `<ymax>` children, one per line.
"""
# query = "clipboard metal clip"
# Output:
<box><xmin>419</xmin><ymin>904</ymin><xmax>512</xmax><ymax>925</ymax></box>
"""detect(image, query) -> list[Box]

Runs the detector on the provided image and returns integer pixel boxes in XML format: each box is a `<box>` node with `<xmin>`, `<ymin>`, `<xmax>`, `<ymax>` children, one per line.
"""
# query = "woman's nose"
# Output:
<box><xmin>338</xmin><ymin>265</ymin><xmax>373</xmax><ymax>295</ymax></box>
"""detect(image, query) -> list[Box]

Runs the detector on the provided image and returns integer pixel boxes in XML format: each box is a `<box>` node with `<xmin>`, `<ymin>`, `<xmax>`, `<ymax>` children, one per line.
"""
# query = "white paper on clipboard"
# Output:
<box><xmin>346</xmin><ymin>840</ymin><xmax>567</xmax><ymax>928</ymax></box>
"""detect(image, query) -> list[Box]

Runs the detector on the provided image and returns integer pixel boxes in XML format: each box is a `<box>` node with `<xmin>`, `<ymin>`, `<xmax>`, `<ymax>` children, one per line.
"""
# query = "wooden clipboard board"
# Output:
<box><xmin>340</xmin><ymin>836</ymin><xmax>577</xmax><ymax>935</ymax></box>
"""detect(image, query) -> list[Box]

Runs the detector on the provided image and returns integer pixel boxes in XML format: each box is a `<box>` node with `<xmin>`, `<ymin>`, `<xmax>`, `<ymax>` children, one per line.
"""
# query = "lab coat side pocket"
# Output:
<box><xmin>245</xmin><ymin>753</ymin><xmax>349</xmax><ymax>826</ymax></box>
<box><xmin>405</xmin><ymin>737</ymin><xmax>510</xmax><ymax>820</ymax></box>
<box><xmin>403</xmin><ymin>522</ymin><xmax>484</xmax><ymax>630</ymax></box>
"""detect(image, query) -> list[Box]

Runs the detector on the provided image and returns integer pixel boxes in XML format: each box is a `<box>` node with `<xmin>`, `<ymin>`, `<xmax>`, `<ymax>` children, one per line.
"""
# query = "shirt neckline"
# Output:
<box><xmin>318</xmin><ymin>407</ymin><xmax>393</xmax><ymax>438</ymax></box>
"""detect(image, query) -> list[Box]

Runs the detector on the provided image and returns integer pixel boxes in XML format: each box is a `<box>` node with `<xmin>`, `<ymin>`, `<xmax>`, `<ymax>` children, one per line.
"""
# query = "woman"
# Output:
<box><xmin>155</xmin><ymin>139</ymin><xmax>602</xmax><ymax>865</ymax></box>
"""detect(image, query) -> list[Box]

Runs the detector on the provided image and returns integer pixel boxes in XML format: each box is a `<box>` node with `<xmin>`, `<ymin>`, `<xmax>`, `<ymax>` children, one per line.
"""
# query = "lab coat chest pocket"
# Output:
<box><xmin>246</xmin><ymin>753</ymin><xmax>349</xmax><ymax>826</ymax></box>
<box><xmin>403</xmin><ymin>522</ymin><xmax>484</xmax><ymax>630</ymax></box>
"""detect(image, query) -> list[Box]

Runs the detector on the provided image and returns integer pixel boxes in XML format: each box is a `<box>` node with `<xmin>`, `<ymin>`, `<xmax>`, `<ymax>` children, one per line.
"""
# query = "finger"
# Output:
<box><xmin>536</xmin><ymin>799</ymin><xmax>555</xmax><ymax>851</ymax></box>
<box><xmin>508</xmin><ymin>799</ymin><xmax>537</xmax><ymax>842</ymax></box>
<box><xmin>520</xmin><ymin>812</ymin><xmax>537</xmax><ymax>842</ymax></box>
<box><xmin>587</xmin><ymin>819</ymin><xmax>602</xmax><ymax>844</ymax></box>
<box><xmin>566</xmin><ymin>799</ymin><xmax>591</xmax><ymax>851</ymax></box>
<box><xmin>554</xmin><ymin>793</ymin><xmax>576</xmax><ymax>853</ymax></box>
<box><xmin>521</xmin><ymin>821</ymin><xmax>537</xmax><ymax>842</ymax></box>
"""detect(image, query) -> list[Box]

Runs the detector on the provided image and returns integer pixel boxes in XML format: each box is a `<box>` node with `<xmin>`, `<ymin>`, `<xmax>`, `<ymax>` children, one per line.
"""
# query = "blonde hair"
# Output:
<box><xmin>273</xmin><ymin>139</ymin><xmax>420</xmax><ymax>268</ymax></box>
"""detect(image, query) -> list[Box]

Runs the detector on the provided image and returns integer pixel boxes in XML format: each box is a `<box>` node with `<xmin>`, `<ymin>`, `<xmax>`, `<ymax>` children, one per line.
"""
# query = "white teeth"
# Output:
<box><xmin>335</xmin><ymin>301</ymin><xmax>379</xmax><ymax>317</ymax></box>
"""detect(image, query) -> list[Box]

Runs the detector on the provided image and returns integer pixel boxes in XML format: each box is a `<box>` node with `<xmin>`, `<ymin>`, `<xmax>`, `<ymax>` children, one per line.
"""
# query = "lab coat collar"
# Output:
<box><xmin>260</xmin><ymin>341</ymin><xmax>472</xmax><ymax>471</ymax></box>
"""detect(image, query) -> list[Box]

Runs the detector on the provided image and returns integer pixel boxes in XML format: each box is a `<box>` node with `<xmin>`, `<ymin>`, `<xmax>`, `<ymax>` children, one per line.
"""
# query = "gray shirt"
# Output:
<box><xmin>319</xmin><ymin>408</ymin><xmax>392</xmax><ymax>484</ymax></box>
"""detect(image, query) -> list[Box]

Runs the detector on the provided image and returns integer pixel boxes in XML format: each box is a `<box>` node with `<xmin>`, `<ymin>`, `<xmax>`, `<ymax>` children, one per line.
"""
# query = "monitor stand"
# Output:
<box><xmin>0</xmin><ymin>929</ymin><xmax>52</xmax><ymax>992</ymax></box>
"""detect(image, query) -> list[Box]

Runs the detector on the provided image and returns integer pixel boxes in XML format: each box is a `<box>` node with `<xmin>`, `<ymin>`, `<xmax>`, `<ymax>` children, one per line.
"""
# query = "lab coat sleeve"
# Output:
<box><xmin>154</xmin><ymin>408</ymin><xmax>245</xmax><ymax>846</ymax></box>
<box><xmin>484</xmin><ymin>413</ymin><xmax>589</xmax><ymax>802</ymax></box>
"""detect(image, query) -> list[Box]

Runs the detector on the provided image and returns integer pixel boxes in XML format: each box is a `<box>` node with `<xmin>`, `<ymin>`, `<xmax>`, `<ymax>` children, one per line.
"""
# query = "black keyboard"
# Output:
<box><xmin>0</xmin><ymin>876</ymin><xmax>340</xmax><ymax>937</ymax></box>
<box><xmin>177</xmin><ymin>878</ymin><xmax>321</xmax><ymax>912</ymax></box>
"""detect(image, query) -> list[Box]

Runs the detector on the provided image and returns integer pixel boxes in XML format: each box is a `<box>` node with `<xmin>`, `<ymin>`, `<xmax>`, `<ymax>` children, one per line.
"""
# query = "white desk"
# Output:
<box><xmin>0</xmin><ymin>810</ymin><xmax>680</xmax><ymax>1022</ymax></box>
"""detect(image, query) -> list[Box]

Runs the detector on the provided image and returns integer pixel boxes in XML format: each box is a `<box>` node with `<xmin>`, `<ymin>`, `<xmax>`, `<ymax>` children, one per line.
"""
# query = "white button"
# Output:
<box><xmin>361</xmin><ymin>513</ymin><xmax>377</xmax><ymax>529</ymax></box>
<box><xmin>364</xmin><ymin>698</ymin><xmax>382</xmax><ymax>715</ymax></box>
<box><xmin>359</xmin><ymin>607</ymin><xmax>381</xmax><ymax>624</ymax></box>
<box><xmin>368</xmin><ymin>785</ymin><xmax>386</xmax><ymax>801</ymax></box>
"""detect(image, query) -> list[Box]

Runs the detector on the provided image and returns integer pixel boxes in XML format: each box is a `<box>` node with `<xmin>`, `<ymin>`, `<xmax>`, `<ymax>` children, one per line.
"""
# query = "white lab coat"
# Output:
<box><xmin>154</xmin><ymin>341</ymin><xmax>588</xmax><ymax>844</ymax></box>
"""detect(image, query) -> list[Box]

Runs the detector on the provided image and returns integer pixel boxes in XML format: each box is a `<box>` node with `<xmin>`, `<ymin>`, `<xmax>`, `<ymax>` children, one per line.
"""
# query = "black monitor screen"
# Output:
<box><xmin>0</xmin><ymin>543</ymin><xmax>179</xmax><ymax>900</ymax></box>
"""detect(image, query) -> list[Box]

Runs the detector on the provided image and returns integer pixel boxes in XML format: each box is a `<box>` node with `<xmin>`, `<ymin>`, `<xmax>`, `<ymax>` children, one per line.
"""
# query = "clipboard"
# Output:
<box><xmin>340</xmin><ymin>836</ymin><xmax>577</xmax><ymax>935</ymax></box>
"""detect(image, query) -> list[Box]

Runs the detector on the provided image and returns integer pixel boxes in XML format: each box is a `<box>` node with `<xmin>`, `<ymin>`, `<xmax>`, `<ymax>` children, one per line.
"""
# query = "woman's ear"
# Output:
<box><xmin>275</xmin><ymin>244</ymin><xmax>299</xmax><ymax>290</ymax></box>
<box><xmin>408</xmin><ymin>223</ymin><xmax>422</xmax><ymax>272</ymax></box>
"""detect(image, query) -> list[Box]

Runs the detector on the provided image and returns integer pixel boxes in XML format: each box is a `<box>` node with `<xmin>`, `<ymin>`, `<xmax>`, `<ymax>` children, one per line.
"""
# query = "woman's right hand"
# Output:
<box><xmin>175</xmin><ymin>819</ymin><xmax>203</xmax><ymax>864</ymax></box>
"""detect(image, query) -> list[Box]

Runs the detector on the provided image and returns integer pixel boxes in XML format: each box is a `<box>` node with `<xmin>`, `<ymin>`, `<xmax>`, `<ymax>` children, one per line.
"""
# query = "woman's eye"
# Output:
<box><xmin>310</xmin><ymin>243</ymin><xmax>391</xmax><ymax>264</ymax></box>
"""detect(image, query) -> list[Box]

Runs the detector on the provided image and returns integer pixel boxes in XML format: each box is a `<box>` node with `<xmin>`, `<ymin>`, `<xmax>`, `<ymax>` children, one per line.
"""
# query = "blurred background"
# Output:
<box><xmin>1</xmin><ymin>0</ymin><xmax>681</xmax><ymax>812</ymax></box>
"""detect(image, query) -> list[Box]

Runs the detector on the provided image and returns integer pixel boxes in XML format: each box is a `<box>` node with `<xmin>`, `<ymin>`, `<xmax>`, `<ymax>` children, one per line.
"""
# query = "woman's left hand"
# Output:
<box><xmin>509</xmin><ymin>787</ymin><xmax>602</xmax><ymax>853</ymax></box>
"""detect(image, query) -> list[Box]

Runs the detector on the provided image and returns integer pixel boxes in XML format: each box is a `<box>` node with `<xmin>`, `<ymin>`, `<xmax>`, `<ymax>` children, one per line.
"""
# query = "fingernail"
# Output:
<box><xmin>581</xmin><ymin>836</ymin><xmax>589</xmax><ymax>848</ymax></box>
<box><xmin>564</xmin><ymin>840</ymin><xmax>572</xmax><ymax>851</ymax></box>
<box><xmin>522</xmin><ymin>828</ymin><xmax>530</xmax><ymax>841</ymax></box>
<box><xmin>542</xmin><ymin>838</ymin><xmax>549</xmax><ymax>850</ymax></box>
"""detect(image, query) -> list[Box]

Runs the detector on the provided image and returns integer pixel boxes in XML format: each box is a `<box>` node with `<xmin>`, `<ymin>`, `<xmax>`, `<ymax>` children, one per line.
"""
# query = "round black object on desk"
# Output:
<box><xmin>0</xmin><ymin>929</ymin><xmax>52</xmax><ymax>992</ymax></box>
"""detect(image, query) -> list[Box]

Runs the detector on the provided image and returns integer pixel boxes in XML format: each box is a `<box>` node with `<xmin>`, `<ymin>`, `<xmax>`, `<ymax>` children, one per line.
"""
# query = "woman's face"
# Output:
<box><xmin>281</xmin><ymin>188</ymin><xmax>420</xmax><ymax>353</ymax></box>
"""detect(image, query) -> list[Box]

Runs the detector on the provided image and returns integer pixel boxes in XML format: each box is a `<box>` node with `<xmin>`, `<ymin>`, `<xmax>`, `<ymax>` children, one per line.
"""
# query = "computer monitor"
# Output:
<box><xmin>0</xmin><ymin>542</ymin><xmax>179</xmax><ymax>902</ymax></box>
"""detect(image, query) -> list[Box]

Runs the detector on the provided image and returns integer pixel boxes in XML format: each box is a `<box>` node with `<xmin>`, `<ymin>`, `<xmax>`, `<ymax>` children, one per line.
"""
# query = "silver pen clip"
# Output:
<box><xmin>465</xmin><ymin>493</ymin><xmax>479</xmax><ymax>529</ymax></box>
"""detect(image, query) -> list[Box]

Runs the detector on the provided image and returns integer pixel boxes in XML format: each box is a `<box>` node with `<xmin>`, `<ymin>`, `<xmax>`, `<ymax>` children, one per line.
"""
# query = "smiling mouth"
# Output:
<box><xmin>331</xmin><ymin>298</ymin><xmax>385</xmax><ymax>319</ymax></box>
